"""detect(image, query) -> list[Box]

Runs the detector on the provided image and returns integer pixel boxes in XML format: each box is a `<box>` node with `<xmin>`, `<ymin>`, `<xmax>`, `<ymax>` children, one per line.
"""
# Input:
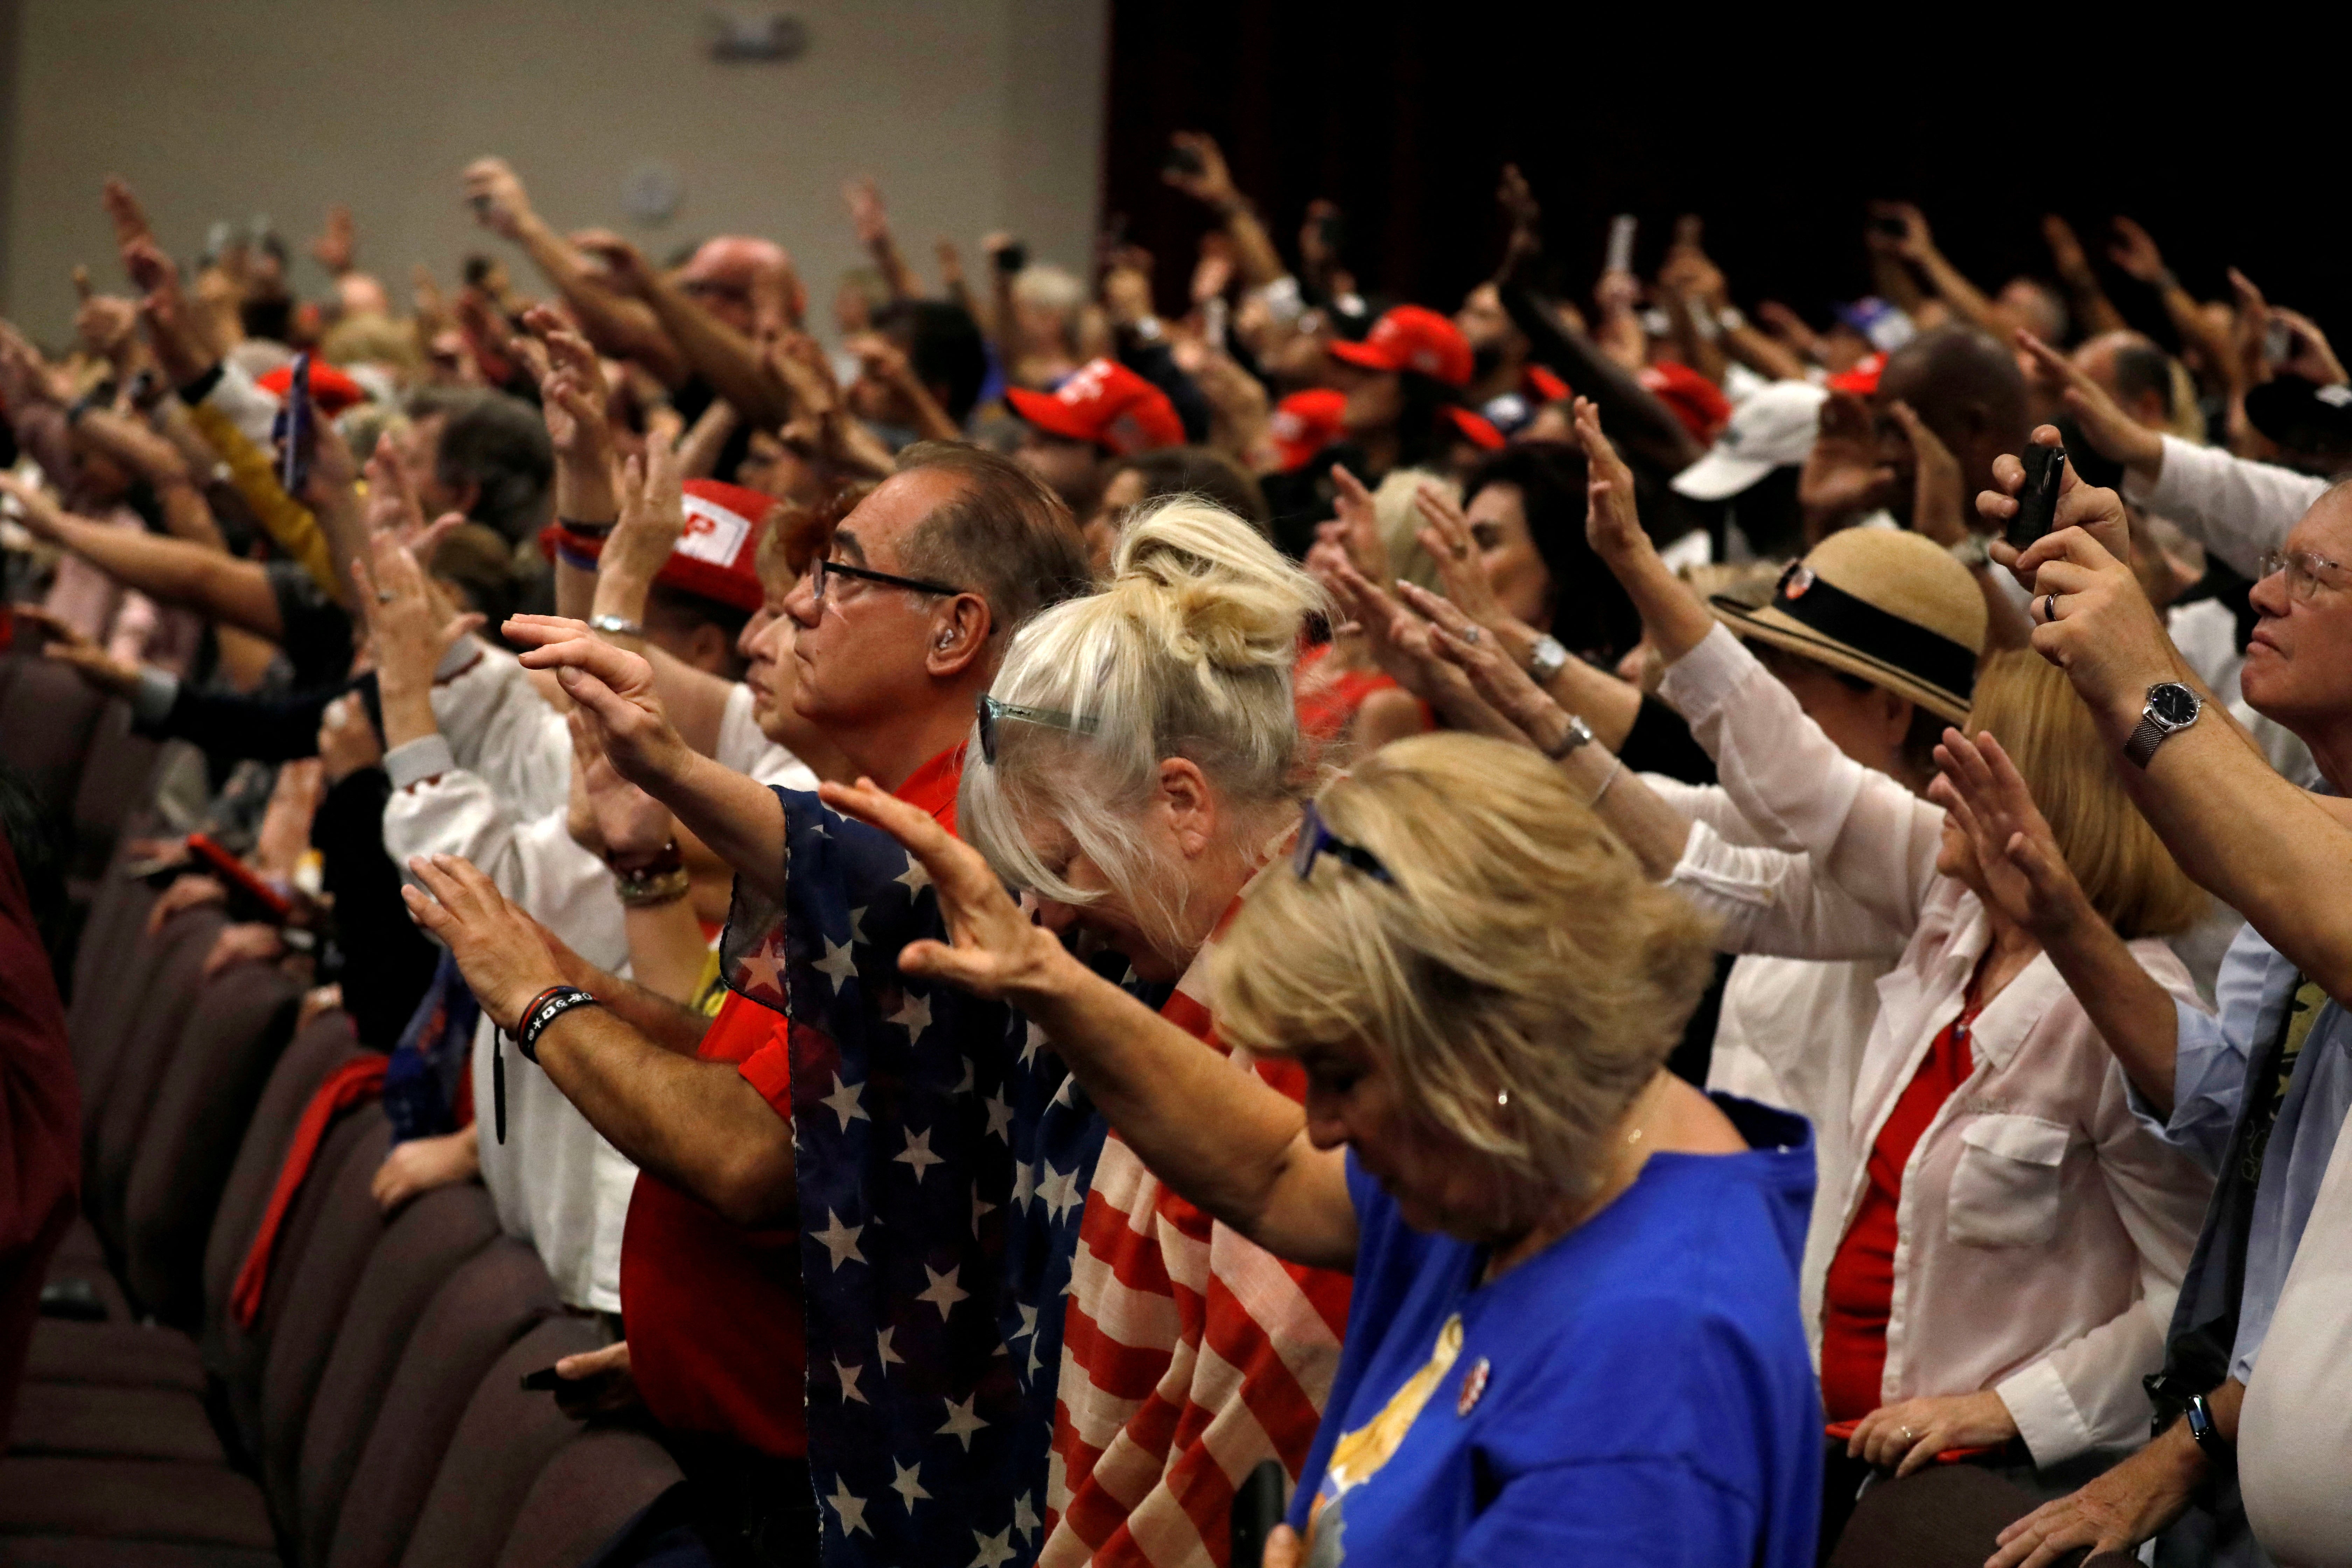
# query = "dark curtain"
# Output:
<box><xmin>1104</xmin><ymin>6</ymin><xmax>2346</xmax><ymax>351</ymax></box>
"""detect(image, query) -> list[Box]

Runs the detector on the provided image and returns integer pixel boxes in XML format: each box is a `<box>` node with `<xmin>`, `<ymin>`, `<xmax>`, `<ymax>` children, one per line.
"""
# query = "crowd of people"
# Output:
<box><xmin>3</xmin><ymin>130</ymin><xmax>2350</xmax><ymax>1568</ymax></box>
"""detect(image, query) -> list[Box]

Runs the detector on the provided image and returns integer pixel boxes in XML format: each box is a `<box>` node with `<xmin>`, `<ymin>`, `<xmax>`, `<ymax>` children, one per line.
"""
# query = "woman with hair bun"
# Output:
<box><xmin>956</xmin><ymin>495</ymin><xmax>1356</xmax><ymax>1566</ymax></box>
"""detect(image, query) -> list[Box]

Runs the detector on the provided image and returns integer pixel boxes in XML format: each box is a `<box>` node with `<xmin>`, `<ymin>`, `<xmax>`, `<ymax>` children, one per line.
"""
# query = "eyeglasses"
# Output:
<box><xmin>2257</xmin><ymin>549</ymin><xmax>2352</xmax><ymax>603</ymax></box>
<box><xmin>1292</xmin><ymin>799</ymin><xmax>1393</xmax><ymax>885</ymax></box>
<box><xmin>812</xmin><ymin>556</ymin><xmax>966</xmax><ymax>603</ymax></box>
<box><xmin>975</xmin><ymin>694</ymin><xmax>1099</xmax><ymax>765</ymax></box>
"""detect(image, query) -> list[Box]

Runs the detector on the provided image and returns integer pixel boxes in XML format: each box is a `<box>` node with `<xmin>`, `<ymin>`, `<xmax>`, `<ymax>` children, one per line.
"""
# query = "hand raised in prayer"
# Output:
<box><xmin>505</xmin><ymin>617</ymin><xmax>695</xmax><ymax>793</ymax></box>
<box><xmin>401</xmin><ymin>853</ymin><xmax>566</xmax><ymax>1032</ymax></box>
<box><xmin>818</xmin><ymin>777</ymin><xmax>1073</xmax><ymax>1009</ymax></box>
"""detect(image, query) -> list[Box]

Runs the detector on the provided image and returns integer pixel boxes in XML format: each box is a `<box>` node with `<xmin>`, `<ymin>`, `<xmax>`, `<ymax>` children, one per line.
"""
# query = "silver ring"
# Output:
<box><xmin>376</xmin><ymin>590</ymin><xmax>397</xmax><ymax>605</ymax></box>
<box><xmin>1463</xmin><ymin>625</ymin><xmax>1481</xmax><ymax>645</ymax></box>
<box><xmin>1898</xmin><ymin>1425</ymin><xmax>1916</xmax><ymax>1443</ymax></box>
<box><xmin>2042</xmin><ymin>593</ymin><xmax>2057</xmax><ymax>623</ymax></box>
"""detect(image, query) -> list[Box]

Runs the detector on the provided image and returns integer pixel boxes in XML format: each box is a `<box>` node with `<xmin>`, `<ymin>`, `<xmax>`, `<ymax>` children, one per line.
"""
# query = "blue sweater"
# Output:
<box><xmin>1288</xmin><ymin>1095</ymin><xmax>1822</xmax><ymax>1566</ymax></box>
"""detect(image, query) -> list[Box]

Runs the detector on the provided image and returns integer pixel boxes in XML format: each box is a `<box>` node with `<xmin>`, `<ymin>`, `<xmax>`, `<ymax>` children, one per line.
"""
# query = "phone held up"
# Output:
<box><xmin>2005</xmin><ymin>443</ymin><xmax>2066</xmax><ymax>552</ymax></box>
<box><xmin>275</xmin><ymin>353</ymin><xmax>314</xmax><ymax>499</ymax></box>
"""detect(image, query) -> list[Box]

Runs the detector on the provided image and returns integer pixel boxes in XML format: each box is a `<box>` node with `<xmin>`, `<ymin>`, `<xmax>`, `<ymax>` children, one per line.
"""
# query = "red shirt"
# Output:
<box><xmin>1294</xmin><ymin>643</ymin><xmax>1428</xmax><ymax>748</ymax></box>
<box><xmin>1819</xmin><ymin>981</ymin><xmax>1985</xmax><ymax>1421</ymax></box>
<box><xmin>616</xmin><ymin>747</ymin><xmax>965</xmax><ymax>1457</ymax></box>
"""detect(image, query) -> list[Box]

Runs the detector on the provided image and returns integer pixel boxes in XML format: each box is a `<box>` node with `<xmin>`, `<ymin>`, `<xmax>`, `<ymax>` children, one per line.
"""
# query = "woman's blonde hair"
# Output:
<box><xmin>1210</xmin><ymin>734</ymin><xmax>1717</xmax><ymax>1200</ymax></box>
<box><xmin>958</xmin><ymin>495</ymin><xmax>1327</xmax><ymax>951</ymax></box>
<box><xmin>1967</xmin><ymin>650</ymin><xmax>2206</xmax><ymax>939</ymax></box>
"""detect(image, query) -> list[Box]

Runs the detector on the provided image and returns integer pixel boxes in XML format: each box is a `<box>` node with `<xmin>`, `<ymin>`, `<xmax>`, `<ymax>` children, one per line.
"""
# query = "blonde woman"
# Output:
<box><xmin>957</xmin><ymin>496</ymin><xmax>1354</xmax><ymax>1566</ymax></box>
<box><xmin>828</xmin><ymin>734</ymin><xmax>1825</xmax><ymax>1567</ymax></box>
<box><xmin>1579</xmin><ymin>400</ymin><xmax>2215</xmax><ymax>1514</ymax></box>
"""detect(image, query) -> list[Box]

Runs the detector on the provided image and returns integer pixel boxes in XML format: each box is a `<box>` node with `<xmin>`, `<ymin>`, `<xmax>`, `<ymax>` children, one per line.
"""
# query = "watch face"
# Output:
<box><xmin>2149</xmin><ymin>682</ymin><xmax>2200</xmax><ymax>727</ymax></box>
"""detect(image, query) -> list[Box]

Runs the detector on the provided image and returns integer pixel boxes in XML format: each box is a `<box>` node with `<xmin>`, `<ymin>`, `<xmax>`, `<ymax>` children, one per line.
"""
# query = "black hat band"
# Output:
<box><xmin>1772</xmin><ymin>561</ymin><xmax>1976</xmax><ymax>701</ymax></box>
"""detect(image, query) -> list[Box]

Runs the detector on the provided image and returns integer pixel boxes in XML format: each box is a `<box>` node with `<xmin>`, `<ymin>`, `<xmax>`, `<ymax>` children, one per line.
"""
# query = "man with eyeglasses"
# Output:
<box><xmin>406</xmin><ymin>442</ymin><xmax>1092</xmax><ymax>1567</ymax></box>
<box><xmin>1973</xmin><ymin>451</ymin><xmax>2352</xmax><ymax>1568</ymax></box>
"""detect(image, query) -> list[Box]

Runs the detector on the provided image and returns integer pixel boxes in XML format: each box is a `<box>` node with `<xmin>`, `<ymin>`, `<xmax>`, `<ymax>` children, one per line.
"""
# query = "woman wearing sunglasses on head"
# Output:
<box><xmin>951</xmin><ymin>496</ymin><xmax>1359</xmax><ymax>1566</ymax></box>
<box><xmin>827</xmin><ymin>732</ymin><xmax>1826</xmax><ymax>1567</ymax></box>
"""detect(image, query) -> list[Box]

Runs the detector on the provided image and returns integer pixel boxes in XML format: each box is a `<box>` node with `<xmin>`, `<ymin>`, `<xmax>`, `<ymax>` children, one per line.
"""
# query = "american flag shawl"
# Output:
<box><xmin>722</xmin><ymin>755</ymin><xmax>1109</xmax><ymax>1568</ymax></box>
<box><xmin>1042</xmin><ymin>869</ymin><xmax>1352</xmax><ymax>1567</ymax></box>
<box><xmin>721</xmin><ymin>757</ymin><xmax>1345</xmax><ymax>1567</ymax></box>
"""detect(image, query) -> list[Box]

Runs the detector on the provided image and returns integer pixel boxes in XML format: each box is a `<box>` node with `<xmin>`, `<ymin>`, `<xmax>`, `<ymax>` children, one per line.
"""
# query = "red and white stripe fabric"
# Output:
<box><xmin>1042</xmin><ymin>889</ymin><xmax>1353</xmax><ymax>1567</ymax></box>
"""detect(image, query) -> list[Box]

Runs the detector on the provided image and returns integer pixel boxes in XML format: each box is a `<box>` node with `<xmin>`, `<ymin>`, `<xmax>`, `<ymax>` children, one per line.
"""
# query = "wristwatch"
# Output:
<box><xmin>2124</xmin><ymin>681</ymin><xmax>2202</xmax><ymax>769</ymax></box>
<box><xmin>1544</xmin><ymin>713</ymin><xmax>1596</xmax><ymax>762</ymax></box>
<box><xmin>2184</xmin><ymin>1393</ymin><xmax>2234</xmax><ymax>1471</ymax></box>
<box><xmin>1526</xmin><ymin>633</ymin><xmax>1570</xmax><ymax>685</ymax></box>
<box><xmin>1948</xmin><ymin>533</ymin><xmax>1992</xmax><ymax>571</ymax></box>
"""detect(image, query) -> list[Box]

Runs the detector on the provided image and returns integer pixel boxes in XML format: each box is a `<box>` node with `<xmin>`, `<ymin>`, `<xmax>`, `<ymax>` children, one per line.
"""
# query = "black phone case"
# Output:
<box><xmin>519</xmin><ymin>1364</ymin><xmax>564</xmax><ymax>1393</ymax></box>
<box><xmin>2006</xmin><ymin>445</ymin><xmax>2066</xmax><ymax>551</ymax></box>
<box><xmin>1229</xmin><ymin>1459</ymin><xmax>1288</xmax><ymax>1567</ymax></box>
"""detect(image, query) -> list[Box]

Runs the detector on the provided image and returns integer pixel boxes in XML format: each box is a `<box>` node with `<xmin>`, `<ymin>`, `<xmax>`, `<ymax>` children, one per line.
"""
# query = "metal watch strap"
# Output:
<box><xmin>2124</xmin><ymin>711</ymin><xmax>2170</xmax><ymax>769</ymax></box>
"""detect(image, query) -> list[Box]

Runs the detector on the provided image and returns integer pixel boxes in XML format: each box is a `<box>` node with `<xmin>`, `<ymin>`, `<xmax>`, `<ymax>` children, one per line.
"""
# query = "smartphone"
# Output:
<box><xmin>519</xmin><ymin>1365</ymin><xmax>565</xmax><ymax>1393</ymax></box>
<box><xmin>994</xmin><ymin>241</ymin><xmax>1029</xmax><ymax>276</ymax></box>
<box><xmin>1605</xmin><ymin>214</ymin><xmax>1637</xmax><ymax>275</ymax></box>
<box><xmin>2006</xmin><ymin>443</ymin><xmax>2066</xmax><ymax>552</ymax></box>
<box><xmin>2265</xmin><ymin>318</ymin><xmax>2297</xmax><ymax>367</ymax></box>
<box><xmin>1871</xmin><ymin>214</ymin><xmax>1909</xmax><ymax>238</ymax></box>
<box><xmin>276</xmin><ymin>353</ymin><xmax>314</xmax><ymax>499</ymax></box>
<box><xmin>187</xmin><ymin>833</ymin><xmax>296</xmax><ymax>921</ymax></box>
<box><xmin>1229</xmin><ymin>1459</ymin><xmax>1287</xmax><ymax>1567</ymax></box>
<box><xmin>468</xmin><ymin>193</ymin><xmax>495</xmax><ymax>223</ymax></box>
<box><xmin>1162</xmin><ymin>143</ymin><xmax>1206</xmax><ymax>180</ymax></box>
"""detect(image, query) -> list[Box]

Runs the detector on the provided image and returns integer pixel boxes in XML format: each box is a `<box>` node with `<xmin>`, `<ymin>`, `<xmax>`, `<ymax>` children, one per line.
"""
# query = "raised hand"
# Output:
<box><xmin>602</xmin><ymin>429</ymin><xmax>687</xmax><ymax>589</ymax></box>
<box><xmin>1573</xmin><ymin>398</ymin><xmax>1646</xmax><ymax>562</ymax></box>
<box><xmin>353</xmin><ymin>524</ymin><xmax>483</xmax><ymax>695</ymax></box>
<box><xmin>572</xmin><ymin>230</ymin><xmax>655</xmax><ymax>299</ymax></box>
<box><xmin>2012</xmin><ymin>329</ymin><xmax>2164</xmax><ymax>473</ymax></box>
<box><xmin>1411</xmin><ymin>483</ymin><xmax>1513</xmax><ymax>634</ymax></box>
<box><xmin>1403</xmin><ymin>581</ymin><xmax>1566</xmax><ymax>746</ymax></box>
<box><xmin>9</xmin><ymin>604</ymin><xmax>141</xmax><ymax>698</ymax></box>
<box><xmin>1800</xmin><ymin>387</ymin><xmax>1898</xmax><ymax>525</ymax></box>
<box><xmin>1328</xmin><ymin>463</ymin><xmax>1391</xmax><ymax>587</ymax></box>
<box><xmin>843</xmin><ymin>177</ymin><xmax>890</xmax><ymax>247</ymax></box>
<box><xmin>461</xmin><ymin>157</ymin><xmax>534</xmax><ymax>241</ymax></box>
<box><xmin>101</xmin><ymin>177</ymin><xmax>156</xmax><ymax>253</ymax></box>
<box><xmin>401</xmin><ymin>854</ymin><xmax>567</xmax><ymax>1032</ymax></box>
<box><xmin>1928</xmin><ymin>728</ymin><xmax>2094</xmax><ymax>942</ymax></box>
<box><xmin>1978</xmin><ymin>423</ymin><xmax>2134</xmax><ymax>577</ymax></box>
<box><xmin>2106</xmin><ymin>217</ymin><xmax>2169</xmax><ymax>285</ymax></box>
<box><xmin>1390</xmin><ymin>582</ymin><xmax>1542</xmax><ymax>743</ymax></box>
<box><xmin>521</xmin><ymin>304</ymin><xmax>614</xmax><ymax>468</ymax></box>
<box><xmin>2039</xmin><ymin>214</ymin><xmax>2094</xmax><ymax>285</ymax></box>
<box><xmin>1162</xmin><ymin>131</ymin><xmax>1240</xmax><ymax>210</ymax></box>
<box><xmin>505</xmin><ymin>618</ymin><xmax>694</xmax><ymax>790</ymax></box>
<box><xmin>1886</xmin><ymin>399</ymin><xmax>1967</xmax><ymax>545</ymax></box>
<box><xmin>818</xmin><ymin>778</ymin><xmax>1071</xmax><ymax>1003</ymax></box>
<box><xmin>310</xmin><ymin>204</ymin><xmax>357</xmax><ymax>276</ymax></box>
<box><xmin>566</xmin><ymin>707</ymin><xmax>676</xmax><ymax>864</ymax></box>
<box><xmin>1495</xmin><ymin>163</ymin><xmax>1541</xmax><ymax>280</ymax></box>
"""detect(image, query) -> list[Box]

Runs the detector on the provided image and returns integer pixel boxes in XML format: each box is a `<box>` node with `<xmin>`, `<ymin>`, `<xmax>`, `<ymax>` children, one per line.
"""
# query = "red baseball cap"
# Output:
<box><xmin>1006</xmin><ymin>358</ymin><xmax>1184</xmax><ymax>456</ymax></box>
<box><xmin>1638</xmin><ymin>360</ymin><xmax>1733</xmax><ymax>443</ymax></box>
<box><xmin>256</xmin><ymin>360</ymin><xmax>368</xmax><ymax>415</ymax></box>
<box><xmin>542</xmin><ymin>479</ymin><xmax>774</xmax><ymax>612</ymax></box>
<box><xmin>1440</xmin><ymin>406</ymin><xmax>1506</xmax><ymax>451</ymax></box>
<box><xmin>1525</xmin><ymin>364</ymin><xmax>1572</xmax><ymax>404</ymax></box>
<box><xmin>1327</xmin><ymin>306</ymin><xmax>1474</xmax><ymax>388</ymax></box>
<box><xmin>1827</xmin><ymin>351</ymin><xmax>1887</xmax><ymax>396</ymax></box>
<box><xmin>1267</xmin><ymin>388</ymin><xmax>1346</xmax><ymax>472</ymax></box>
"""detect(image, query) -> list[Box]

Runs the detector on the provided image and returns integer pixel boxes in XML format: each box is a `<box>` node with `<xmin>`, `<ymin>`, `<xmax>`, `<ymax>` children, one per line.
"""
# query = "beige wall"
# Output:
<box><xmin>0</xmin><ymin>0</ymin><xmax>1105</xmax><ymax>342</ymax></box>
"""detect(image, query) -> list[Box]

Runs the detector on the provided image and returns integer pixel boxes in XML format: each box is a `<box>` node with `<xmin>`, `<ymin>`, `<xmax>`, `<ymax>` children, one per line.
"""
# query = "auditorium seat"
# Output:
<box><xmin>0</xmin><ymin>659</ymin><xmax>107</xmax><ymax>818</ymax></box>
<box><xmin>254</xmin><ymin>1119</ymin><xmax>391</xmax><ymax>1517</ymax></box>
<box><xmin>123</xmin><ymin>964</ymin><xmax>303</xmax><ymax>1328</ymax></box>
<box><xmin>0</xmin><ymin>1456</ymin><xmax>275</xmax><ymax>1558</ymax></box>
<box><xmin>292</xmin><ymin>1185</ymin><xmax>500</xmax><ymax>1567</ymax></box>
<box><xmin>394</xmin><ymin>1316</ymin><xmax>608</xmax><ymax>1568</ymax></box>
<box><xmin>1826</xmin><ymin>1464</ymin><xmax>2056</xmax><ymax>1567</ymax></box>
<box><xmin>493</xmin><ymin>1430</ymin><xmax>683</xmax><ymax>1568</ymax></box>
<box><xmin>63</xmin><ymin>700</ymin><xmax>158</xmax><ymax>885</ymax></box>
<box><xmin>88</xmin><ymin>907</ymin><xmax>229</xmax><ymax>1251</ymax></box>
<box><xmin>65</xmin><ymin>842</ymin><xmax>157</xmax><ymax>1036</ymax></box>
<box><xmin>325</xmin><ymin>1240</ymin><xmax>561</xmax><ymax>1568</ymax></box>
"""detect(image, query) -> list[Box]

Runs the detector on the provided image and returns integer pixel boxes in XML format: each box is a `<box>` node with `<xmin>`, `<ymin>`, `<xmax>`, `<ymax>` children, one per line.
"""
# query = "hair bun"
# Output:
<box><xmin>1110</xmin><ymin>496</ymin><xmax>1326</xmax><ymax>673</ymax></box>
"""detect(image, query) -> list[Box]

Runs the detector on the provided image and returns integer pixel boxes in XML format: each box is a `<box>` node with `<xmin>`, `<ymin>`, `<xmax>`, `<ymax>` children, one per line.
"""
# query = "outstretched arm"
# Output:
<box><xmin>0</xmin><ymin>475</ymin><xmax>280</xmax><ymax>639</ymax></box>
<box><xmin>825</xmin><ymin>777</ymin><xmax>1360</xmax><ymax>1273</ymax></box>
<box><xmin>503</xmin><ymin>626</ymin><xmax>790</xmax><ymax>901</ymax></box>
<box><xmin>402</xmin><ymin>853</ymin><xmax>794</xmax><ymax>1227</ymax></box>
<box><xmin>1985</xmin><ymin>448</ymin><xmax>2352</xmax><ymax>1002</ymax></box>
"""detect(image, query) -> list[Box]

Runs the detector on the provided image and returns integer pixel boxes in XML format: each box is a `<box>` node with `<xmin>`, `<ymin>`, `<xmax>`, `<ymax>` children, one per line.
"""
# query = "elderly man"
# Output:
<box><xmin>1974</xmin><ymin>447</ymin><xmax>2352</xmax><ymax>1568</ymax></box>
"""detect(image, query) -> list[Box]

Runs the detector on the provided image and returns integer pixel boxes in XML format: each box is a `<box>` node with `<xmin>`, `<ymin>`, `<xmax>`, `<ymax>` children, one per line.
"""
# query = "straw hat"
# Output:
<box><xmin>1709</xmin><ymin>527</ymin><xmax>1987</xmax><ymax>724</ymax></box>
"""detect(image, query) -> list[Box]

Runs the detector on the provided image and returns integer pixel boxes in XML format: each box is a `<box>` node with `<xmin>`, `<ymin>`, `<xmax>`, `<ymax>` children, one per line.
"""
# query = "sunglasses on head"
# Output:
<box><xmin>1292</xmin><ymin>799</ymin><xmax>1393</xmax><ymax>884</ymax></box>
<box><xmin>975</xmin><ymin>694</ymin><xmax>1099</xmax><ymax>765</ymax></box>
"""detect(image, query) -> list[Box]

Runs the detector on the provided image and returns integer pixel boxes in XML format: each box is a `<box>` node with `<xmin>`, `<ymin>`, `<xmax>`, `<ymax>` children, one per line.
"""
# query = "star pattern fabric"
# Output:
<box><xmin>720</xmin><ymin>776</ymin><xmax>1118</xmax><ymax>1568</ymax></box>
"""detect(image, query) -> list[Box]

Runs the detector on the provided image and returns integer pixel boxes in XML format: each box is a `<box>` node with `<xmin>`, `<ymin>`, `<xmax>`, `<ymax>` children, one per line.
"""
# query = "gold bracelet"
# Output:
<box><xmin>614</xmin><ymin>864</ymin><xmax>691</xmax><ymax>908</ymax></box>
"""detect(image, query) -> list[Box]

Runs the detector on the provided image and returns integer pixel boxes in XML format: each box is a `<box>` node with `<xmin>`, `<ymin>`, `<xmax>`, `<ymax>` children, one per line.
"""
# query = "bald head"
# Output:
<box><xmin>677</xmin><ymin>236</ymin><xmax>791</xmax><ymax>332</ymax></box>
<box><xmin>2074</xmin><ymin>330</ymin><xmax>2174</xmax><ymax>429</ymax></box>
<box><xmin>1879</xmin><ymin>327</ymin><xmax>2031</xmax><ymax>497</ymax></box>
